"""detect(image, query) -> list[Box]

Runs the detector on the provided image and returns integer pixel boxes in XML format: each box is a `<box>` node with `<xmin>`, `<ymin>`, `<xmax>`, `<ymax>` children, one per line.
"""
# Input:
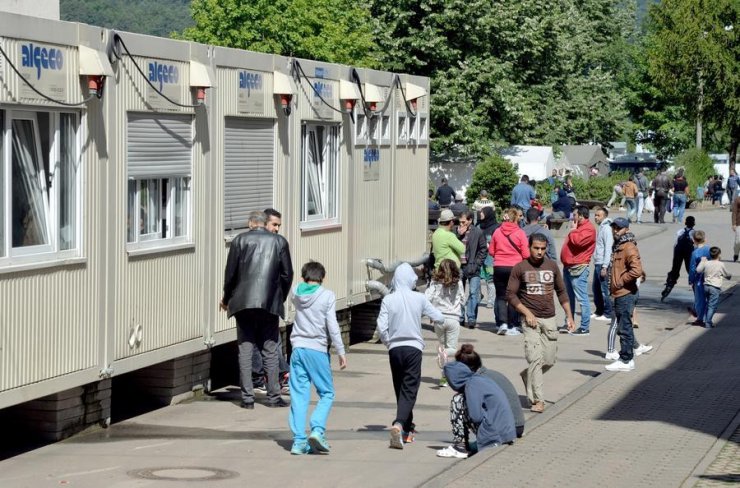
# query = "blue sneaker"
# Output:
<box><xmin>290</xmin><ymin>441</ymin><xmax>311</xmax><ymax>455</ymax></box>
<box><xmin>308</xmin><ymin>430</ymin><xmax>330</xmax><ymax>453</ymax></box>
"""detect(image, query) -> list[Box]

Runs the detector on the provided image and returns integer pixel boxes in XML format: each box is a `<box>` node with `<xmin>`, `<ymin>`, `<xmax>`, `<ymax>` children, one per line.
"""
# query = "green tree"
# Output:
<box><xmin>61</xmin><ymin>0</ymin><xmax>194</xmax><ymax>38</ymax></box>
<box><xmin>179</xmin><ymin>0</ymin><xmax>380</xmax><ymax>67</ymax></box>
<box><xmin>675</xmin><ymin>148</ymin><xmax>715</xmax><ymax>198</ymax></box>
<box><xmin>371</xmin><ymin>0</ymin><xmax>633</xmax><ymax>154</ymax></box>
<box><xmin>646</xmin><ymin>0</ymin><xmax>739</xmax><ymax>169</ymax></box>
<box><xmin>465</xmin><ymin>154</ymin><xmax>519</xmax><ymax>212</ymax></box>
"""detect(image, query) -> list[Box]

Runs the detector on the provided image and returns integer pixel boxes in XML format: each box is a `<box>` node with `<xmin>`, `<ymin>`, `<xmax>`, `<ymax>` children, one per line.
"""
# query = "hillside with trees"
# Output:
<box><xmin>60</xmin><ymin>0</ymin><xmax>194</xmax><ymax>37</ymax></box>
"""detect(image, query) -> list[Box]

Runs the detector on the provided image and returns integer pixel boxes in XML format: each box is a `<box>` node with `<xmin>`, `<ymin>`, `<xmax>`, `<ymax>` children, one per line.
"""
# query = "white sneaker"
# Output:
<box><xmin>506</xmin><ymin>327</ymin><xmax>522</xmax><ymax>336</ymax></box>
<box><xmin>437</xmin><ymin>345</ymin><xmax>448</xmax><ymax>368</ymax></box>
<box><xmin>589</xmin><ymin>313</ymin><xmax>601</xmax><ymax>319</ymax></box>
<box><xmin>595</xmin><ymin>315</ymin><xmax>611</xmax><ymax>322</ymax></box>
<box><xmin>604</xmin><ymin>351</ymin><xmax>619</xmax><ymax>361</ymax></box>
<box><xmin>436</xmin><ymin>444</ymin><xmax>468</xmax><ymax>459</ymax></box>
<box><xmin>497</xmin><ymin>324</ymin><xmax>509</xmax><ymax>335</ymax></box>
<box><xmin>389</xmin><ymin>425</ymin><xmax>404</xmax><ymax>450</ymax></box>
<box><xmin>605</xmin><ymin>359</ymin><xmax>635</xmax><ymax>372</ymax></box>
<box><xmin>634</xmin><ymin>344</ymin><xmax>653</xmax><ymax>356</ymax></box>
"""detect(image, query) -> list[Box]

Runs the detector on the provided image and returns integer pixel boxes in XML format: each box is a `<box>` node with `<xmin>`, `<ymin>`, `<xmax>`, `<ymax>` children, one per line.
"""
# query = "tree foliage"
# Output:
<box><xmin>646</xmin><ymin>0</ymin><xmax>739</xmax><ymax>166</ymax></box>
<box><xmin>675</xmin><ymin>148</ymin><xmax>716</xmax><ymax>197</ymax></box>
<box><xmin>465</xmin><ymin>154</ymin><xmax>519</xmax><ymax>212</ymax></box>
<box><xmin>179</xmin><ymin>0</ymin><xmax>380</xmax><ymax>67</ymax></box>
<box><xmin>61</xmin><ymin>0</ymin><xmax>194</xmax><ymax>38</ymax></box>
<box><xmin>371</xmin><ymin>0</ymin><xmax>633</xmax><ymax>154</ymax></box>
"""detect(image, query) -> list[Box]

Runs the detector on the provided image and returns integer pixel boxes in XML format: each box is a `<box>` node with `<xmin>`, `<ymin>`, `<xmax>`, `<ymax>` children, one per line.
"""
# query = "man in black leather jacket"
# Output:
<box><xmin>221</xmin><ymin>211</ymin><xmax>294</xmax><ymax>408</ymax></box>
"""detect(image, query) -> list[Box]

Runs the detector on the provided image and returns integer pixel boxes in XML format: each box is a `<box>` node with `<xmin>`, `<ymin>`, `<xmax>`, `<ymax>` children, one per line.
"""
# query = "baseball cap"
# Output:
<box><xmin>610</xmin><ymin>217</ymin><xmax>630</xmax><ymax>229</ymax></box>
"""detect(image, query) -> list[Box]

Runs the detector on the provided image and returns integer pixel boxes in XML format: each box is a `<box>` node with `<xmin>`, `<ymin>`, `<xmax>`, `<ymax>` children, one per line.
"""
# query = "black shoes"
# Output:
<box><xmin>240</xmin><ymin>401</ymin><xmax>254</xmax><ymax>410</ymax></box>
<box><xmin>267</xmin><ymin>398</ymin><xmax>290</xmax><ymax>408</ymax></box>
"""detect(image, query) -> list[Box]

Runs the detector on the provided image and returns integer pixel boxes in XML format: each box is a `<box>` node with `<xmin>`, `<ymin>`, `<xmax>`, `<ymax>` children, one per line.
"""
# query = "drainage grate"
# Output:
<box><xmin>128</xmin><ymin>467</ymin><xmax>239</xmax><ymax>481</ymax></box>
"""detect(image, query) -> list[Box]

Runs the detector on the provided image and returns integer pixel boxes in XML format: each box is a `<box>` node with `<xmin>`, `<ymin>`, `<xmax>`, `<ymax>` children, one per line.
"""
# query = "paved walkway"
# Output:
<box><xmin>0</xmin><ymin>208</ymin><xmax>737</xmax><ymax>488</ymax></box>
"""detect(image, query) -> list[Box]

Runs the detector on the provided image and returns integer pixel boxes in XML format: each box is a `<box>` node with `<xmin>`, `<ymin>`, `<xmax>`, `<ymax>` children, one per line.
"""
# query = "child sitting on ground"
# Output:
<box><xmin>696</xmin><ymin>247</ymin><xmax>732</xmax><ymax>329</ymax></box>
<box><xmin>288</xmin><ymin>261</ymin><xmax>347</xmax><ymax>455</ymax></box>
<box><xmin>424</xmin><ymin>259</ymin><xmax>465</xmax><ymax>387</ymax></box>
<box><xmin>378</xmin><ymin>263</ymin><xmax>444</xmax><ymax>449</ymax></box>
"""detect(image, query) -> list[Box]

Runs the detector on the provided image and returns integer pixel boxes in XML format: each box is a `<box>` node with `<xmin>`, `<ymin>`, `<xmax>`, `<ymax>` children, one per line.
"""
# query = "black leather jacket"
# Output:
<box><xmin>222</xmin><ymin>228</ymin><xmax>294</xmax><ymax>319</ymax></box>
<box><xmin>458</xmin><ymin>225</ymin><xmax>487</xmax><ymax>278</ymax></box>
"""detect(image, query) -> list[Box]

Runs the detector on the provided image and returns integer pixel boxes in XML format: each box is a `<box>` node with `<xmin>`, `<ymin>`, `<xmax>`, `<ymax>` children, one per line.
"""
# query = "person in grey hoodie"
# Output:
<box><xmin>377</xmin><ymin>263</ymin><xmax>444</xmax><ymax>449</ymax></box>
<box><xmin>592</xmin><ymin>207</ymin><xmax>613</xmax><ymax>321</ymax></box>
<box><xmin>437</xmin><ymin>358</ymin><xmax>516</xmax><ymax>459</ymax></box>
<box><xmin>288</xmin><ymin>261</ymin><xmax>347</xmax><ymax>455</ymax></box>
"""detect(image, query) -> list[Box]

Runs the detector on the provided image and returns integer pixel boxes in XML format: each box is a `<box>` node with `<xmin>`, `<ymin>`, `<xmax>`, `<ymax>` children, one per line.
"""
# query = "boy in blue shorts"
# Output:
<box><xmin>288</xmin><ymin>261</ymin><xmax>347</xmax><ymax>455</ymax></box>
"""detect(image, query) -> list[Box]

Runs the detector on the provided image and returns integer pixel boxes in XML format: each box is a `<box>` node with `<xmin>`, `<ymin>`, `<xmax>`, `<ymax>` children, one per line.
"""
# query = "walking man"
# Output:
<box><xmin>636</xmin><ymin>170</ymin><xmax>649</xmax><ymax>224</ymax></box>
<box><xmin>592</xmin><ymin>207</ymin><xmax>613</xmax><ymax>322</ymax></box>
<box><xmin>727</xmin><ymin>169</ymin><xmax>739</xmax><ymax>208</ymax></box>
<box><xmin>605</xmin><ymin>218</ymin><xmax>644</xmax><ymax>372</ymax></box>
<box><xmin>661</xmin><ymin>216</ymin><xmax>696</xmax><ymax>300</ymax></box>
<box><xmin>652</xmin><ymin>170</ymin><xmax>672</xmax><ymax>223</ymax></box>
<box><xmin>507</xmin><ymin>233</ymin><xmax>575</xmax><ymax>413</ymax></box>
<box><xmin>221</xmin><ymin>211</ymin><xmax>294</xmax><ymax>408</ymax></box>
<box><xmin>252</xmin><ymin>208</ymin><xmax>291</xmax><ymax>394</ymax></box>
<box><xmin>558</xmin><ymin>205</ymin><xmax>597</xmax><ymax>335</ymax></box>
<box><xmin>457</xmin><ymin>210</ymin><xmax>487</xmax><ymax>328</ymax></box>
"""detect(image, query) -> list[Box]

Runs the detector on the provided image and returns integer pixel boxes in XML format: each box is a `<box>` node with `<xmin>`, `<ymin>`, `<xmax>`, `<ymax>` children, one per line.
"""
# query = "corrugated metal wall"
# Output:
<box><xmin>0</xmin><ymin>12</ymin><xmax>430</xmax><ymax>408</ymax></box>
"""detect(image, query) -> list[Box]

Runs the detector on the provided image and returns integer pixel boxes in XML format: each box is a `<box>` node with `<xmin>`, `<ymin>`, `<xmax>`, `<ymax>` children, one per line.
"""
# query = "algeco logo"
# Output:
<box><xmin>239</xmin><ymin>71</ymin><xmax>263</xmax><ymax>91</ymax></box>
<box><xmin>312</xmin><ymin>81</ymin><xmax>333</xmax><ymax>99</ymax></box>
<box><xmin>21</xmin><ymin>43</ymin><xmax>64</xmax><ymax>80</ymax></box>
<box><xmin>148</xmin><ymin>61</ymin><xmax>179</xmax><ymax>91</ymax></box>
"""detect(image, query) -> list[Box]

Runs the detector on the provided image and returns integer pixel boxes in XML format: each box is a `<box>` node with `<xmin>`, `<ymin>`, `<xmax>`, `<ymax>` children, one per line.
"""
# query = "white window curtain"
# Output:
<box><xmin>305</xmin><ymin>126</ymin><xmax>324</xmax><ymax>217</ymax></box>
<box><xmin>11</xmin><ymin>118</ymin><xmax>49</xmax><ymax>248</ymax></box>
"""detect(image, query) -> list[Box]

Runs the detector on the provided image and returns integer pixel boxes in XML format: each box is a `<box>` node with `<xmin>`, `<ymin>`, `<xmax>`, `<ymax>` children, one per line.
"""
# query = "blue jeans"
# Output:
<box><xmin>704</xmin><ymin>285</ymin><xmax>721</xmax><ymax>327</ymax></box>
<box><xmin>693</xmin><ymin>282</ymin><xmax>707</xmax><ymax>322</ymax></box>
<box><xmin>614</xmin><ymin>293</ymin><xmax>637</xmax><ymax>361</ymax></box>
<box><xmin>563</xmin><ymin>266</ymin><xmax>591</xmax><ymax>330</ymax></box>
<box><xmin>673</xmin><ymin>193</ymin><xmax>687</xmax><ymax>223</ymax></box>
<box><xmin>592</xmin><ymin>267</ymin><xmax>612</xmax><ymax>319</ymax></box>
<box><xmin>637</xmin><ymin>192</ymin><xmax>645</xmax><ymax>222</ymax></box>
<box><xmin>461</xmin><ymin>275</ymin><xmax>481</xmax><ymax>324</ymax></box>
<box><xmin>289</xmin><ymin>348</ymin><xmax>335</xmax><ymax>442</ymax></box>
<box><xmin>625</xmin><ymin>198</ymin><xmax>636</xmax><ymax>221</ymax></box>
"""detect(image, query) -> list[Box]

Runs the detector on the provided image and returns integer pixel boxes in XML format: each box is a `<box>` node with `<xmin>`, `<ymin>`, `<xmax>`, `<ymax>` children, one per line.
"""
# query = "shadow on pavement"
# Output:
<box><xmin>596</xmin><ymin>287</ymin><xmax>740</xmax><ymax>445</ymax></box>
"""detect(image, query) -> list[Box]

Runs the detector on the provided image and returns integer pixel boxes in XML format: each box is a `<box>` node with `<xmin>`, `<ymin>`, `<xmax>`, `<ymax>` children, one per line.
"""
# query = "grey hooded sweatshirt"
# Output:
<box><xmin>291</xmin><ymin>285</ymin><xmax>345</xmax><ymax>356</ymax></box>
<box><xmin>377</xmin><ymin>263</ymin><xmax>444</xmax><ymax>351</ymax></box>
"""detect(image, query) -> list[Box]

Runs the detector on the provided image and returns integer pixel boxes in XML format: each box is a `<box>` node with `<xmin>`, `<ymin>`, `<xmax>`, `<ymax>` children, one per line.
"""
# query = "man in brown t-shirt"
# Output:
<box><xmin>507</xmin><ymin>233</ymin><xmax>575</xmax><ymax>413</ymax></box>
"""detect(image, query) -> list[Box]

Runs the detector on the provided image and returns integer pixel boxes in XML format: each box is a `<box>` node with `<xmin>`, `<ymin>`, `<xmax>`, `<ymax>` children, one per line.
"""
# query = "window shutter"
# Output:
<box><xmin>127</xmin><ymin>113</ymin><xmax>192</xmax><ymax>179</ymax></box>
<box><xmin>224</xmin><ymin>118</ymin><xmax>275</xmax><ymax>231</ymax></box>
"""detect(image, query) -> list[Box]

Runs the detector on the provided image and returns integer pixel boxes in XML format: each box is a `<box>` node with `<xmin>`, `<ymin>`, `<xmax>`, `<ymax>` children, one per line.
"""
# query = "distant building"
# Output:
<box><xmin>0</xmin><ymin>0</ymin><xmax>59</xmax><ymax>20</ymax></box>
<box><xmin>500</xmin><ymin>145</ymin><xmax>556</xmax><ymax>181</ymax></box>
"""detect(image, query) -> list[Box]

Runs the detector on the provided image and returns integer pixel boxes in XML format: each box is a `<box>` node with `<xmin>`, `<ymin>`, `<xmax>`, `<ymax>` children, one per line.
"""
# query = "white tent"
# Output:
<box><xmin>501</xmin><ymin>146</ymin><xmax>556</xmax><ymax>181</ymax></box>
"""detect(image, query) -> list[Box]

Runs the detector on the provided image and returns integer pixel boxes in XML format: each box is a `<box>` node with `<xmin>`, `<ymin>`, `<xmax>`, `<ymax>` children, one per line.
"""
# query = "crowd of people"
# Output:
<box><xmin>218</xmin><ymin>177</ymin><xmax>736</xmax><ymax>459</ymax></box>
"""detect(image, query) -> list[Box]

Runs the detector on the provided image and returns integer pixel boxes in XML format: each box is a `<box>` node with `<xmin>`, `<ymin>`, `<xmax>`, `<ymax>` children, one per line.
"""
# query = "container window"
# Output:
<box><xmin>301</xmin><ymin>123</ymin><xmax>340</xmax><ymax>225</ymax></box>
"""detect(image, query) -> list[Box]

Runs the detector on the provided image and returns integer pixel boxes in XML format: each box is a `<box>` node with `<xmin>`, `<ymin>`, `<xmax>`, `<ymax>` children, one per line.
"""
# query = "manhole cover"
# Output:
<box><xmin>128</xmin><ymin>467</ymin><xmax>238</xmax><ymax>481</ymax></box>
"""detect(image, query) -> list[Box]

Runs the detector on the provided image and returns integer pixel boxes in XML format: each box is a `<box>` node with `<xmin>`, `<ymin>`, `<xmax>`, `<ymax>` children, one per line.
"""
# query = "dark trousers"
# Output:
<box><xmin>235</xmin><ymin>309</ymin><xmax>281</xmax><ymax>404</ymax></box>
<box><xmin>389</xmin><ymin>346</ymin><xmax>423</xmax><ymax>432</ymax></box>
<box><xmin>614</xmin><ymin>293</ymin><xmax>637</xmax><ymax>362</ymax></box>
<box><xmin>592</xmin><ymin>268</ymin><xmax>612</xmax><ymax>318</ymax></box>
<box><xmin>666</xmin><ymin>251</ymin><xmax>691</xmax><ymax>287</ymax></box>
<box><xmin>493</xmin><ymin>266</ymin><xmax>518</xmax><ymax>327</ymax></box>
<box><xmin>654</xmin><ymin>195</ymin><xmax>668</xmax><ymax>223</ymax></box>
<box><xmin>251</xmin><ymin>334</ymin><xmax>289</xmax><ymax>386</ymax></box>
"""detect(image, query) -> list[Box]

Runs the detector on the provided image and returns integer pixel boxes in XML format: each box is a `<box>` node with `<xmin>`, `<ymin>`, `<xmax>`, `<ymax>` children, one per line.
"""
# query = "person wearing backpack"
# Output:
<box><xmin>661</xmin><ymin>216</ymin><xmax>696</xmax><ymax>301</ymax></box>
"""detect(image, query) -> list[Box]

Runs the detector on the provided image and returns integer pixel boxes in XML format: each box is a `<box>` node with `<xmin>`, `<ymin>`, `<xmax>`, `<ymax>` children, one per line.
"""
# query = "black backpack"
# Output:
<box><xmin>675</xmin><ymin>228</ymin><xmax>693</xmax><ymax>255</ymax></box>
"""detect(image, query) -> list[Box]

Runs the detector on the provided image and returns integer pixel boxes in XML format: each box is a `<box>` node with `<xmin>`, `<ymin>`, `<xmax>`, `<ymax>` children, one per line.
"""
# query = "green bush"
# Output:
<box><xmin>465</xmin><ymin>154</ymin><xmax>519</xmax><ymax>212</ymax></box>
<box><xmin>535</xmin><ymin>172</ymin><xmax>632</xmax><ymax>206</ymax></box>
<box><xmin>675</xmin><ymin>149</ymin><xmax>715</xmax><ymax>198</ymax></box>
